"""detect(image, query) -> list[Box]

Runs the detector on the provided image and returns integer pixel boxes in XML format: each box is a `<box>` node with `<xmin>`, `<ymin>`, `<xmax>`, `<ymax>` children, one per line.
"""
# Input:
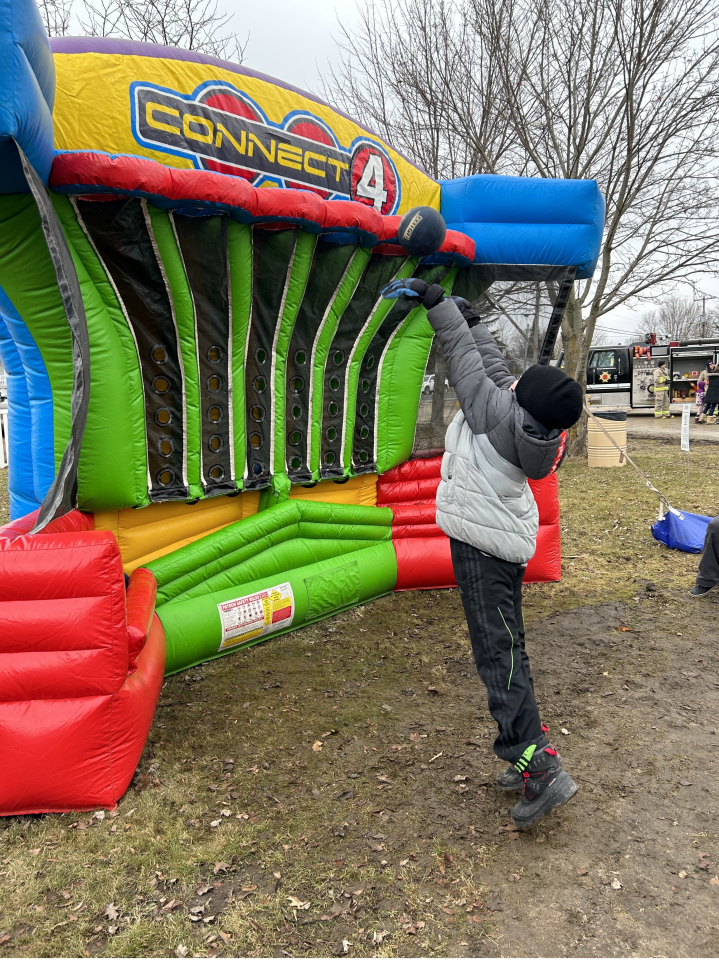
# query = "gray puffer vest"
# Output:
<box><xmin>426</xmin><ymin>299</ymin><xmax>569</xmax><ymax>564</ymax></box>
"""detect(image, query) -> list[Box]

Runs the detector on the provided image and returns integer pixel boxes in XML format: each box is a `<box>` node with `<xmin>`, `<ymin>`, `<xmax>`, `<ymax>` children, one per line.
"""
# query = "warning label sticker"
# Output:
<box><xmin>217</xmin><ymin>582</ymin><xmax>295</xmax><ymax>650</ymax></box>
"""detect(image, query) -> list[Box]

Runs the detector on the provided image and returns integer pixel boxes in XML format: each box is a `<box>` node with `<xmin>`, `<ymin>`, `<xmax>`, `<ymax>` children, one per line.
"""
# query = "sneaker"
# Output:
<box><xmin>510</xmin><ymin>744</ymin><xmax>579</xmax><ymax>830</ymax></box>
<box><xmin>690</xmin><ymin>583</ymin><xmax>714</xmax><ymax>597</ymax></box>
<box><xmin>497</xmin><ymin>725</ymin><xmax>554</xmax><ymax>791</ymax></box>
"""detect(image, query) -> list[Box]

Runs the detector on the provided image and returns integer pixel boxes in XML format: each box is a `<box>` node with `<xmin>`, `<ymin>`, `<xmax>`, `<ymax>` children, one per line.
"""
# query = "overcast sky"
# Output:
<box><xmin>228</xmin><ymin>0</ymin><xmax>359</xmax><ymax>95</ymax></box>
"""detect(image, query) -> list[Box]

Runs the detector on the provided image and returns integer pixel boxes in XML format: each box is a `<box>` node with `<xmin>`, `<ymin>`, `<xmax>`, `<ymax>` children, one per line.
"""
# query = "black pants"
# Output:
<box><xmin>450</xmin><ymin>537</ymin><xmax>545</xmax><ymax>763</ymax></box>
<box><xmin>697</xmin><ymin>516</ymin><xmax>719</xmax><ymax>588</ymax></box>
<box><xmin>705</xmin><ymin>402</ymin><xmax>718</xmax><ymax>417</ymax></box>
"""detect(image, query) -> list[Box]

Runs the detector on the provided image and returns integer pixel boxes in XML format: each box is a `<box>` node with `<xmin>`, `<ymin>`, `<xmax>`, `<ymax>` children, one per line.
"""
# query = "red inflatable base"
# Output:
<box><xmin>0</xmin><ymin>514</ymin><xmax>166</xmax><ymax>815</ymax></box>
<box><xmin>382</xmin><ymin>456</ymin><xmax>561</xmax><ymax>590</ymax></box>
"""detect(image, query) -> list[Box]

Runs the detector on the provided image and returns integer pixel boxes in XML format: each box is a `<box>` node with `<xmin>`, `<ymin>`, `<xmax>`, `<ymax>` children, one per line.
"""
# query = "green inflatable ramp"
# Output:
<box><xmin>147</xmin><ymin>499</ymin><xmax>397</xmax><ymax>673</ymax></box>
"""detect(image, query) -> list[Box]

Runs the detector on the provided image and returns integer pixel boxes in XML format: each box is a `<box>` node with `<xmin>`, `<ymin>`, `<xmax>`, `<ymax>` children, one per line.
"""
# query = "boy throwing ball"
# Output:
<box><xmin>382</xmin><ymin>278</ymin><xmax>583</xmax><ymax>829</ymax></box>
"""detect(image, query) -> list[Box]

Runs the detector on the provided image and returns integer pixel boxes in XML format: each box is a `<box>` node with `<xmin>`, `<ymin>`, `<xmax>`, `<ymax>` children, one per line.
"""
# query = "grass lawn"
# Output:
<box><xmin>0</xmin><ymin>443</ymin><xmax>718</xmax><ymax>957</ymax></box>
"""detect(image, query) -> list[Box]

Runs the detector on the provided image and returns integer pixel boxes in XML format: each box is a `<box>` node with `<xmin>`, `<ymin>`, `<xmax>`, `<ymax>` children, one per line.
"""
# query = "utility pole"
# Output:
<box><xmin>702</xmin><ymin>296</ymin><xmax>707</xmax><ymax>338</ymax></box>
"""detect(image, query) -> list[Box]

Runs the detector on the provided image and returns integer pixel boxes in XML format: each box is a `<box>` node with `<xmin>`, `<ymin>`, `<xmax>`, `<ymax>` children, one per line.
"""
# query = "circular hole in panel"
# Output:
<box><xmin>366</xmin><ymin>354</ymin><xmax>375</xmax><ymax>369</ymax></box>
<box><xmin>360</xmin><ymin>425</ymin><xmax>370</xmax><ymax>440</ymax></box>
<box><xmin>208</xmin><ymin>434</ymin><xmax>223</xmax><ymax>452</ymax></box>
<box><xmin>150</xmin><ymin>344</ymin><xmax>167</xmax><ymax>364</ymax></box>
<box><xmin>253</xmin><ymin>462</ymin><xmax>263</xmax><ymax>475</ymax></box>
<box><xmin>333</xmin><ymin>349</ymin><xmax>344</xmax><ymax>366</ymax></box>
<box><xmin>256</xmin><ymin>347</ymin><xmax>268</xmax><ymax>364</ymax></box>
<box><xmin>288</xmin><ymin>430</ymin><xmax>303</xmax><ymax>446</ymax></box>
<box><xmin>157</xmin><ymin>468</ymin><xmax>175</xmax><ymax>486</ymax></box>
<box><xmin>157</xmin><ymin>438</ymin><xmax>173</xmax><ymax>458</ymax></box>
<box><xmin>250</xmin><ymin>405</ymin><xmax>265</xmax><ymax>422</ymax></box>
<box><xmin>253</xmin><ymin>376</ymin><xmax>266</xmax><ymax>393</ymax></box>
<box><xmin>250</xmin><ymin>433</ymin><xmax>263</xmax><ymax>449</ymax></box>
<box><xmin>155</xmin><ymin>407</ymin><xmax>171</xmax><ymax>426</ymax></box>
<box><xmin>152</xmin><ymin>375</ymin><xmax>170</xmax><ymax>395</ymax></box>
<box><xmin>328</xmin><ymin>401</ymin><xmax>339</xmax><ymax>417</ymax></box>
<box><xmin>290</xmin><ymin>376</ymin><xmax>305</xmax><ymax>393</ymax></box>
<box><xmin>324</xmin><ymin>451</ymin><xmax>336</xmax><ymax>465</ymax></box>
<box><xmin>325</xmin><ymin>426</ymin><xmax>337</xmax><ymax>442</ymax></box>
<box><xmin>291</xmin><ymin>403</ymin><xmax>302</xmax><ymax>419</ymax></box>
<box><xmin>207</xmin><ymin>345</ymin><xmax>223</xmax><ymax>363</ymax></box>
<box><xmin>329</xmin><ymin>375</ymin><xmax>340</xmax><ymax>391</ymax></box>
<box><xmin>207</xmin><ymin>374</ymin><xmax>222</xmax><ymax>392</ymax></box>
<box><xmin>290</xmin><ymin>455</ymin><xmax>302</xmax><ymax>470</ymax></box>
<box><xmin>359</xmin><ymin>450</ymin><xmax>369</xmax><ymax>463</ymax></box>
<box><xmin>360</xmin><ymin>402</ymin><xmax>369</xmax><ymax>417</ymax></box>
<box><xmin>361</xmin><ymin>378</ymin><xmax>370</xmax><ymax>393</ymax></box>
<box><xmin>208</xmin><ymin>405</ymin><xmax>223</xmax><ymax>422</ymax></box>
<box><xmin>208</xmin><ymin>464</ymin><xmax>225</xmax><ymax>481</ymax></box>
<box><xmin>294</xmin><ymin>349</ymin><xmax>307</xmax><ymax>365</ymax></box>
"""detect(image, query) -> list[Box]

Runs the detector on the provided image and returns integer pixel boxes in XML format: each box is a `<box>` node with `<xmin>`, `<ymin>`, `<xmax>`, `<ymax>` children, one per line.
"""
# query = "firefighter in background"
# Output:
<box><xmin>653</xmin><ymin>360</ymin><xmax>671</xmax><ymax>418</ymax></box>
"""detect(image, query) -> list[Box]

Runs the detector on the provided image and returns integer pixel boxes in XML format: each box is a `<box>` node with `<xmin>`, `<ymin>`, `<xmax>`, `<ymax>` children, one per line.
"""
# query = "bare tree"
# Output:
<box><xmin>634</xmin><ymin>294</ymin><xmax>719</xmax><ymax>340</ymax></box>
<box><xmin>39</xmin><ymin>0</ymin><xmax>73</xmax><ymax>35</ymax></box>
<box><xmin>79</xmin><ymin>0</ymin><xmax>247</xmax><ymax>61</ymax></box>
<box><xmin>323</xmin><ymin>0</ymin><xmax>515</xmax><ymax>179</ymax></box>
<box><xmin>327</xmin><ymin>0</ymin><xmax>719</xmax><ymax>449</ymax></box>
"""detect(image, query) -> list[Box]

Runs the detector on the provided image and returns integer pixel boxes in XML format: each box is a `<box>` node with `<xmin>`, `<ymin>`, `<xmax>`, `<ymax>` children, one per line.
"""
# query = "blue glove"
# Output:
<box><xmin>380</xmin><ymin>278</ymin><xmax>446</xmax><ymax>309</ymax></box>
<box><xmin>380</xmin><ymin>278</ymin><xmax>428</xmax><ymax>300</ymax></box>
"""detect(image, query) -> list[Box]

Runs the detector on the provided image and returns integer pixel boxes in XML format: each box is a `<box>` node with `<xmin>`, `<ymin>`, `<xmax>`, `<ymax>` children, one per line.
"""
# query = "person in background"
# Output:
<box><xmin>702</xmin><ymin>363</ymin><xmax>719</xmax><ymax>424</ymax></box>
<box><xmin>653</xmin><ymin>360</ymin><xmax>671</xmax><ymax>418</ymax></box>
<box><xmin>690</xmin><ymin>515</ymin><xmax>719</xmax><ymax>596</ymax></box>
<box><xmin>380</xmin><ymin>276</ymin><xmax>583</xmax><ymax>831</ymax></box>
<box><xmin>695</xmin><ymin>368</ymin><xmax>708</xmax><ymax>423</ymax></box>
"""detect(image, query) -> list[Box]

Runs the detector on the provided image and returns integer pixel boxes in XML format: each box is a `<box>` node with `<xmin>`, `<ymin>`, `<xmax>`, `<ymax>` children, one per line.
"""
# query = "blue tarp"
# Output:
<box><xmin>651</xmin><ymin>509</ymin><xmax>712</xmax><ymax>553</ymax></box>
<box><xmin>440</xmin><ymin>174</ymin><xmax>605</xmax><ymax>279</ymax></box>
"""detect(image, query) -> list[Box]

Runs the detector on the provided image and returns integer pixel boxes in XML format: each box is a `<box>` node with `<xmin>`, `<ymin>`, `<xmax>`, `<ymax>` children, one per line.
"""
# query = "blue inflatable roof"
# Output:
<box><xmin>440</xmin><ymin>174</ymin><xmax>605</xmax><ymax>280</ymax></box>
<box><xmin>0</xmin><ymin>0</ymin><xmax>55</xmax><ymax>192</ymax></box>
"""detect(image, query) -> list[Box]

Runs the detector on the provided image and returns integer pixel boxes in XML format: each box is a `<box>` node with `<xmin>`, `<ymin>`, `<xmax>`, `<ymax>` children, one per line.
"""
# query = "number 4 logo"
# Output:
<box><xmin>350</xmin><ymin>143</ymin><xmax>397</xmax><ymax>215</ymax></box>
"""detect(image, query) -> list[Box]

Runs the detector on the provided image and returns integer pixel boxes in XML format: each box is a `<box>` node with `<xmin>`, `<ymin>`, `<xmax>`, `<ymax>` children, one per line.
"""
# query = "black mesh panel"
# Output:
<box><xmin>173</xmin><ymin>213</ymin><xmax>236</xmax><ymax>495</ymax></box>
<box><xmin>351</xmin><ymin>264</ymin><xmax>448</xmax><ymax>472</ymax></box>
<box><xmin>285</xmin><ymin>239</ymin><xmax>357</xmax><ymax>482</ymax></box>
<box><xmin>245</xmin><ymin>227</ymin><xmax>298</xmax><ymax>489</ymax></box>
<box><xmin>319</xmin><ymin>253</ymin><xmax>407</xmax><ymax>479</ymax></box>
<box><xmin>77</xmin><ymin>197</ymin><xmax>188</xmax><ymax>501</ymax></box>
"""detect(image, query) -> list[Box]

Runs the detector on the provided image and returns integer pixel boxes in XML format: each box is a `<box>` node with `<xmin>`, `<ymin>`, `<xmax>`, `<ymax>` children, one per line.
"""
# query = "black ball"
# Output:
<box><xmin>397</xmin><ymin>206</ymin><xmax>446</xmax><ymax>257</ymax></box>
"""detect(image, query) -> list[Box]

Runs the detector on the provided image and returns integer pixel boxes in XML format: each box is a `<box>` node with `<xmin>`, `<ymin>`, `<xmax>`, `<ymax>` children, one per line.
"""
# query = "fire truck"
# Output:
<box><xmin>573</xmin><ymin>336</ymin><xmax>719</xmax><ymax>409</ymax></box>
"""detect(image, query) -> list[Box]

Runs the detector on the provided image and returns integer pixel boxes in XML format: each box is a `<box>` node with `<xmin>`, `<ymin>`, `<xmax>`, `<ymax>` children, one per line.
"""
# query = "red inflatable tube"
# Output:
<box><xmin>0</xmin><ymin>531</ymin><xmax>165</xmax><ymax>815</ymax></box>
<box><xmin>49</xmin><ymin>151</ymin><xmax>476</xmax><ymax>263</ymax></box>
<box><xmin>0</xmin><ymin>507</ymin><xmax>94</xmax><ymax>540</ymax></box>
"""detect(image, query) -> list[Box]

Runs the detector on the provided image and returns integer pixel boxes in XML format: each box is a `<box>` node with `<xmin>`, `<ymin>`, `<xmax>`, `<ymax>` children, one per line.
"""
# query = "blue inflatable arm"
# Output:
<box><xmin>440</xmin><ymin>174</ymin><xmax>605</xmax><ymax>280</ymax></box>
<box><xmin>0</xmin><ymin>0</ymin><xmax>55</xmax><ymax>192</ymax></box>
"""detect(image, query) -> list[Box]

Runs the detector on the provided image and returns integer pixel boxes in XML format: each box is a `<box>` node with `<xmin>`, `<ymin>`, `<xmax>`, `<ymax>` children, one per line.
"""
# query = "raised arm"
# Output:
<box><xmin>470</xmin><ymin>323</ymin><xmax>516</xmax><ymax>389</ymax></box>
<box><xmin>426</xmin><ymin>298</ymin><xmax>500</xmax><ymax>435</ymax></box>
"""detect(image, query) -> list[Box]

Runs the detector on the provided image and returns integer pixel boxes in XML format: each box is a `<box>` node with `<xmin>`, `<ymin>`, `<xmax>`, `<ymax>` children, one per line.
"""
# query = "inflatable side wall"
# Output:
<box><xmin>0</xmin><ymin>0</ymin><xmax>604</xmax><ymax>813</ymax></box>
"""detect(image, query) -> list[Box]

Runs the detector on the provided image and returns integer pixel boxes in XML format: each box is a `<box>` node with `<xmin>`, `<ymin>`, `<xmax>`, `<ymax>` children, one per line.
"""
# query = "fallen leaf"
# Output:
<box><xmin>617</xmin><ymin>626</ymin><xmax>631</xmax><ymax>632</ymax></box>
<box><xmin>611</xmin><ymin>878</ymin><xmax>622</xmax><ymax>890</ymax></box>
<box><xmin>376</xmin><ymin>774</ymin><xmax>392</xmax><ymax>784</ymax></box>
<box><xmin>427</xmin><ymin>686</ymin><xmax>439</xmax><ymax>695</ymax></box>
<box><xmin>312</xmin><ymin>741</ymin><xmax>323</xmax><ymax>752</ymax></box>
<box><xmin>453</xmin><ymin>775</ymin><xmax>468</xmax><ymax>782</ymax></box>
<box><xmin>214</xmin><ymin>862</ymin><xmax>229</xmax><ymax>874</ymax></box>
<box><xmin>287</xmin><ymin>896</ymin><xmax>310</xmax><ymax>910</ymax></box>
<box><xmin>679</xmin><ymin>780</ymin><xmax>693</xmax><ymax>787</ymax></box>
<box><xmin>161</xmin><ymin>899</ymin><xmax>178</xmax><ymax>912</ymax></box>
<box><xmin>336</xmin><ymin>788</ymin><xmax>354</xmax><ymax>801</ymax></box>
<box><xmin>175</xmin><ymin>946</ymin><xmax>188</xmax><ymax>958</ymax></box>
<box><xmin>372</xmin><ymin>930</ymin><xmax>389</xmax><ymax>944</ymax></box>
<box><xmin>210</xmin><ymin>819</ymin><xmax>221</xmax><ymax>827</ymax></box>
<box><xmin>603</xmin><ymin>671</ymin><xmax>609</xmax><ymax>676</ymax></box>
<box><xmin>561</xmin><ymin>728</ymin><xmax>570</xmax><ymax>735</ymax></box>
<box><xmin>576</xmin><ymin>868</ymin><xmax>588</xmax><ymax>876</ymax></box>
<box><xmin>678</xmin><ymin>870</ymin><xmax>688</xmax><ymax>879</ymax></box>
<box><xmin>196</xmin><ymin>884</ymin><xmax>212</xmax><ymax>895</ymax></box>
<box><xmin>710</xmin><ymin>876</ymin><xmax>719</xmax><ymax>885</ymax></box>
<box><xmin>104</xmin><ymin>903</ymin><xmax>119</xmax><ymax>921</ymax></box>
<box><xmin>273</xmin><ymin>871</ymin><xmax>281</xmax><ymax>879</ymax></box>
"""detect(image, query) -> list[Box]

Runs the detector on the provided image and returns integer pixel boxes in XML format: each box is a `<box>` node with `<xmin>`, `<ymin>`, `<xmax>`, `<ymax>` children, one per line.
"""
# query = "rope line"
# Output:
<box><xmin>584</xmin><ymin>404</ymin><xmax>670</xmax><ymax>515</ymax></box>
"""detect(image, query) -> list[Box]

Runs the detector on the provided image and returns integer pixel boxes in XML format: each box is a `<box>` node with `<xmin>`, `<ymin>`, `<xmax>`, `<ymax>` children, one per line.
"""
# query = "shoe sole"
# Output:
<box><xmin>511</xmin><ymin>771</ymin><xmax>579</xmax><ymax>830</ymax></box>
<box><xmin>496</xmin><ymin>779</ymin><xmax>523</xmax><ymax>792</ymax></box>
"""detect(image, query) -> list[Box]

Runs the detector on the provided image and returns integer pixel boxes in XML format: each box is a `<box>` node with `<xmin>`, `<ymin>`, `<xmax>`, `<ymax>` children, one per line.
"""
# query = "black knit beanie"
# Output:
<box><xmin>514</xmin><ymin>364</ymin><xmax>583</xmax><ymax>430</ymax></box>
